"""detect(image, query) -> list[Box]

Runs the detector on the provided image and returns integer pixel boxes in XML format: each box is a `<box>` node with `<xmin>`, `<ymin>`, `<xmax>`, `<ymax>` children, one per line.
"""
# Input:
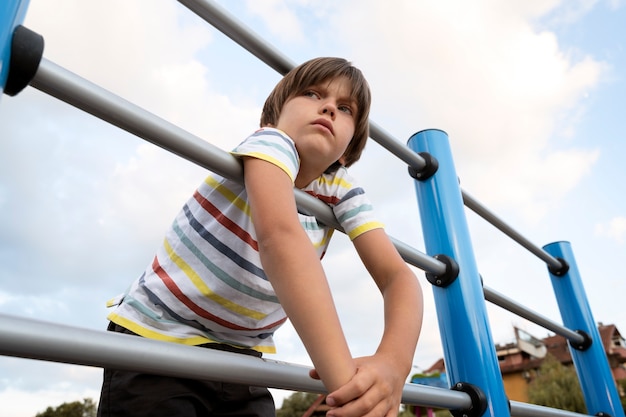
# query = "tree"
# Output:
<box><xmin>527</xmin><ymin>354</ymin><xmax>586</xmax><ymax>413</ymax></box>
<box><xmin>35</xmin><ymin>398</ymin><xmax>97</xmax><ymax>417</ymax></box>
<box><xmin>276</xmin><ymin>392</ymin><xmax>321</xmax><ymax>417</ymax></box>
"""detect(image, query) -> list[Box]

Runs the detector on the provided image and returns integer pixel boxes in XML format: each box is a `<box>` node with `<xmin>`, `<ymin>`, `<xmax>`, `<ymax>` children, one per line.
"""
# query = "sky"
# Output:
<box><xmin>1</xmin><ymin>0</ymin><xmax>625</xmax><ymax>415</ymax></box>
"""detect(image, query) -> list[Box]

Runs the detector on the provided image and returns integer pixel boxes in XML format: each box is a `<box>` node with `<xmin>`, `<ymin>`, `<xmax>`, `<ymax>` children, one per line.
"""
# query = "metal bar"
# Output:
<box><xmin>26</xmin><ymin>59</ymin><xmax>603</xmax><ymax>415</ymax></box>
<box><xmin>462</xmin><ymin>190</ymin><xmax>563</xmax><ymax>270</ymax></box>
<box><xmin>177</xmin><ymin>0</ymin><xmax>428</xmax><ymax>173</ymax></box>
<box><xmin>544</xmin><ymin>242</ymin><xmax>624</xmax><ymax>417</ymax></box>
<box><xmin>30</xmin><ymin>57</ymin><xmax>446</xmax><ymax>275</ymax></box>
<box><xmin>177</xmin><ymin>0</ymin><xmax>294</xmax><ymax>76</ymax></box>
<box><xmin>408</xmin><ymin>129</ymin><xmax>510</xmax><ymax>416</ymax></box>
<box><xmin>30</xmin><ymin>57</ymin><xmax>340</xmax><ymax>226</ymax></box>
<box><xmin>483</xmin><ymin>287</ymin><xmax>585</xmax><ymax>344</ymax></box>
<box><xmin>178</xmin><ymin>0</ymin><xmax>567</xmax><ymax>273</ymax></box>
<box><xmin>0</xmin><ymin>313</ymin><xmax>472</xmax><ymax>410</ymax></box>
<box><xmin>510</xmin><ymin>401</ymin><xmax>592</xmax><ymax>417</ymax></box>
<box><xmin>368</xmin><ymin>121</ymin><xmax>428</xmax><ymax>171</ymax></box>
<box><xmin>392</xmin><ymin>237</ymin><xmax>448</xmax><ymax>276</ymax></box>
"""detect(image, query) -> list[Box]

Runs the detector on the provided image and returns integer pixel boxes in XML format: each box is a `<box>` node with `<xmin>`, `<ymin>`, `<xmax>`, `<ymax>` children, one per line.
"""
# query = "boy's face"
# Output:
<box><xmin>274</xmin><ymin>76</ymin><xmax>356</xmax><ymax>174</ymax></box>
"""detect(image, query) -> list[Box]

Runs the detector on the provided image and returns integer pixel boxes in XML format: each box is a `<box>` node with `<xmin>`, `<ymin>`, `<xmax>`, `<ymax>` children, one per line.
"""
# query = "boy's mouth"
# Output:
<box><xmin>312</xmin><ymin>118</ymin><xmax>334</xmax><ymax>135</ymax></box>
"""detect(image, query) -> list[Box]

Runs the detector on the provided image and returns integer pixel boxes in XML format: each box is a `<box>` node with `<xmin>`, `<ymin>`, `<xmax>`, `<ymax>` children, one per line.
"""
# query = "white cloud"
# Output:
<box><xmin>2</xmin><ymin>0</ymin><xmax>624</xmax><ymax>414</ymax></box>
<box><xmin>323</xmin><ymin>0</ymin><xmax>605</xmax><ymax>225</ymax></box>
<box><xmin>595</xmin><ymin>216</ymin><xmax>626</xmax><ymax>243</ymax></box>
<box><xmin>245</xmin><ymin>0</ymin><xmax>305</xmax><ymax>43</ymax></box>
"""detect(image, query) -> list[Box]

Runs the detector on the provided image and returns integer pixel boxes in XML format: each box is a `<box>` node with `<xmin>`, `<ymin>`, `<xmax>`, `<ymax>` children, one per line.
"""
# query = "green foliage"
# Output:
<box><xmin>35</xmin><ymin>398</ymin><xmax>97</xmax><ymax>417</ymax></box>
<box><xmin>398</xmin><ymin>405</ymin><xmax>414</xmax><ymax>417</ymax></box>
<box><xmin>276</xmin><ymin>392</ymin><xmax>321</xmax><ymax>417</ymax></box>
<box><xmin>527</xmin><ymin>354</ymin><xmax>586</xmax><ymax>413</ymax></box>
<box><xmin>411</xmin><ymin>372</ymin><xmax>441</xmax><ymax>379</ymax></box>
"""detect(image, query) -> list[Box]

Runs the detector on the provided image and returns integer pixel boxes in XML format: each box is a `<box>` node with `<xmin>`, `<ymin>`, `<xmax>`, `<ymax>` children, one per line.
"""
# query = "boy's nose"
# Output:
<box><xmin>321</xmin><ymin>105</ymin><xmax>335</xmax><ymax>118</ymax></box>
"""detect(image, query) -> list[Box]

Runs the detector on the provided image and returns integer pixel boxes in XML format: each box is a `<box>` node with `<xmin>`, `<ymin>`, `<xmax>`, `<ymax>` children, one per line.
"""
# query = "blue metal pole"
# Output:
<box><xmin>408</xmin><ymin>129</ymin><xmax>509</xmax><ymax>417</ymax></box>
<box><xmin>0</xmin><ymin>0</ymin><xmax>30</xmax><ymax>95</ymax></box>
<box><xmin>544</xmin><ymin>241</ymin><xmax>624</xmax><ymax>417</ymax></box>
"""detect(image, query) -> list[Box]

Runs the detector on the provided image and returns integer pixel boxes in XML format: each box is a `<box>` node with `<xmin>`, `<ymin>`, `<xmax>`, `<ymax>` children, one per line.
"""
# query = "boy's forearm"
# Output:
<box><xmin>244</xmin><ymin>157</ymin><xmax>356</xmax><ymax>391</ymax></box>
<box><xmin>377</xmin><ymin>270</ymin><xmax>423</xmax><ymax>374</ymax></box>
<box><xmin>352</xmin><ymin>229</ymin><xmax>424</xmax><ymax>376</ymax></box>
<box><xmin>259</xmin><ymin>230</ymin><xmax>356</xmax><ymax>391</ymax></box>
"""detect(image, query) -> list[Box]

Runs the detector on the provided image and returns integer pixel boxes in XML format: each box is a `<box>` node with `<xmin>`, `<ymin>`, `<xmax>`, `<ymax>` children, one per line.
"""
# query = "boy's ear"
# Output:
<box><xmin>338</xmin><ymin>155</ymin><xmax>347</xmax><ymax>165</ymax></box>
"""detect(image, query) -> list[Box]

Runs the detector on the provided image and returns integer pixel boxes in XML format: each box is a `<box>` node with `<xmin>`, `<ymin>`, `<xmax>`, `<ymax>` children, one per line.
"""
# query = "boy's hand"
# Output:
<box><xmin>308</xmin><ymin>354</ymin><xmax>407</xmax><ymax>417</ymax></box>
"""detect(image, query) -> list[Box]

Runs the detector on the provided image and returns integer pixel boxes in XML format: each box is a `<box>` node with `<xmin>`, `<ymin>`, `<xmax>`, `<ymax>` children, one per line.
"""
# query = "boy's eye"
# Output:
<box><xmin>303</xmin><ymin>90</ymin><xmax>320</xmax><ymax>99</ymax></box>
<box><xmin>338</xmin><ymin>104</ymin><xmax>354</xmax><ymax>115</ymax></box>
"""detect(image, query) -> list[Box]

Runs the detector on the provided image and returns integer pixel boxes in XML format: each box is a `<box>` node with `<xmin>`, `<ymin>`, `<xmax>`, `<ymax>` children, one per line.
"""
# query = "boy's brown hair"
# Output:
<box><xmin>260</xmin><ymin>57</ymin><xmax>371</xmax><ymax>168</ymax></box>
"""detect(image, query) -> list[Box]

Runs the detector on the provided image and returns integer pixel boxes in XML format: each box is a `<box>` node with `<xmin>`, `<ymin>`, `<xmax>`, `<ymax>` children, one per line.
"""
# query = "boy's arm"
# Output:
<box><xmin>242</xmin><ymin>156</ymin><xmax>356</xmax><ymax>392</ymax></box>
<box><xmin>322</xmin><ymin>228</ymin><xmax>424</xmax><ymax>417</ymax></box>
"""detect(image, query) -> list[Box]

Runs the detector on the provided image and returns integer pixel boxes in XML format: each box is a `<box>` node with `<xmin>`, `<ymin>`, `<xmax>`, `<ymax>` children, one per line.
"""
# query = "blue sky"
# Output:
<box><xmin>1</xmin><ymin>0</ymin><xmax>625</xmax><ymax>415</ymax></box>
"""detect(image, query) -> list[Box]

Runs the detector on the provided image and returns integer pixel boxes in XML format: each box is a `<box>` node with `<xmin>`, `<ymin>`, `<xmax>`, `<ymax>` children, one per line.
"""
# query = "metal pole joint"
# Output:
<box><xmin>569</xmin><ymin>329</ymin><xmax>593</xmax><ymax>352</ymax></box>
<box><xmin>425</xmin><ymin>254</ymin><xmax>459</xmax><ymax>287</ymax></box>
<box><xmin>450</xmin><ymin>382</ymin><xmax>488</xmax><ymax>417</ymax></box>
<box><xmin>547</xmin><ymin>256</ymin><xmax>570</xmax><ymax>277</ymax></box>
<box><xmin>408</xmin><ymin>151</ymin><xmax>439</xmax><ymax>181</ymax></box>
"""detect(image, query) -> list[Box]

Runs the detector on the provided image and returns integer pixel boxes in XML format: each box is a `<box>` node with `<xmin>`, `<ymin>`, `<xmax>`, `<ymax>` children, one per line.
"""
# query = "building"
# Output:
<box><xmin>417</xmin><ymin>323</ymin><xmax>626</xmax><ymax>402</ymax></box>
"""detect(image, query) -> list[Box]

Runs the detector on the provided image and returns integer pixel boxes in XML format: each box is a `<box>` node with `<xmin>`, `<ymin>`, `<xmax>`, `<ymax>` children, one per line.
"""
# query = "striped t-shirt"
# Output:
<box><xmin>107</xmin><ymin>128</ymin><xmax>383</xmax><ymax>353</ymax></box>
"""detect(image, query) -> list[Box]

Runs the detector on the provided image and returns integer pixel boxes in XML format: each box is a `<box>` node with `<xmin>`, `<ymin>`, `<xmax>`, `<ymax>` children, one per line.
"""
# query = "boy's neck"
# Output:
<box><xmin>294</xmin><ymin>170</ymin><xmax>317</xmax><ymax>189</ymax></box>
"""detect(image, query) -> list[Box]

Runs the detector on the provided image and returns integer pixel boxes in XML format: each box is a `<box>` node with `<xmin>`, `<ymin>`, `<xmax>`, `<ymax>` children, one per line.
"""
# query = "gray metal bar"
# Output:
<box><xmin>177</xmin><ymin>0</ymin><xmax>294</xmax><ymax>76</ymax></box>
<box><xmin>510</xmin><ymin>401</ymin><xmax>591</xmax><ymax>417</ymax></box>
<box><xmin>462</xmin><ymin>190</ymin><xmax>563</xmax><ymax>270</ymax></box>
<box><xmin>0</xmin><ymin>313</ymin><xmax>471</xmax><ymax>410</ymax></box>
<box><xmin>32</xmin><ymin>59</ymin><xmax>241</xmax><ymax>181</ymax></box>
<box><xmin>30</xmin><ymin>57</ymin><xmax>342</xmax><ymax>227</ymax></box>
<box><xmin>392</xmin><ymin>237</ymin><xmax>447</xmax><ymax>276</ymax></box>
<box><xmin>29</xmin><ymin>57</ymin><xmax>444</xmax><ymax>275</ymax></box>
<box><xmin>484</xmin><ymin>287</ymin><xmax>585</xmax><ymax>344</ymax></box>
<box><xmin>177</xmin><ymin>0</ymin><xmax>565</xmax><ymax>272</ymax></box>
<box><xmin>369</xmin><ymin>122</ymin><xmax>428</xmax><ymax>172</ymax></box>
<box><xmin>25</xmin><ymin>58</ymin><xmax>589</xmax><ymax>352</ymax></box>
<box><xmin>29</xmin><ymin>59</ymin><xmax>582</xmax><ymax>346</ymax></box>
<box><xmin>176</xmin><ymin>0</ymin><xmax>428</xmax><ymax>173</ymax></box>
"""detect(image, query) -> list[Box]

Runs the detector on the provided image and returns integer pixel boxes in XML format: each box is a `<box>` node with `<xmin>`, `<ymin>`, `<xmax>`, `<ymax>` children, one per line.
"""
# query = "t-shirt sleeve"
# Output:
<box><xmin>315</xmin><ymin>168</ymin><xmax>385</xmax><ymax>240</ymax></box>
<box><xmin>231</xmin><ymin>128</ymin><xmax>300</xmax><ymax>183</ymax></box>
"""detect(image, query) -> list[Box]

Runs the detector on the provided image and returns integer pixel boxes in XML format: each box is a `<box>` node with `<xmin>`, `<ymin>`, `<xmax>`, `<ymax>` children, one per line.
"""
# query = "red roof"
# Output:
<box><xmin>423</xmin><ymin>323</ymin><xmax>626</xmax><ymax>376</ymax></box>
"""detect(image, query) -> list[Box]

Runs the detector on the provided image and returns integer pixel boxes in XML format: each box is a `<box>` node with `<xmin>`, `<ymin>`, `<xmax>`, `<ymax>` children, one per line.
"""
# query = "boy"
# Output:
<box><xmin>98</xmin><ymin>57</ymin><xmax>423</xmax><ymax>417</ymax></box>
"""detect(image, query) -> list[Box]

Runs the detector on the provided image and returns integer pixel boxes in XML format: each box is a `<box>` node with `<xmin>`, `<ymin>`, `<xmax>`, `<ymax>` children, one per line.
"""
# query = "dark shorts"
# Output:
<box><xmin>97</xmin><ymin>323</ymin><xmax>275</xmax><ymax>417</ymax></box>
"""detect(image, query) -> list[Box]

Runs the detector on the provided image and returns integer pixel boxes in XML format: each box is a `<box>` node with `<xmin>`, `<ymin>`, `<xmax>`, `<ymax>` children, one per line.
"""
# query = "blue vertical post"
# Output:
<box><xmin>544</xmin><ymin>241</ymin><xmax>624</xmax><ymax>417</ymax></box>
<box><xmin>408</xmin><ymin>129</ymin><xmax>509</xmax><ymax>417</ymax></box>
<box><xmin>1</xmin><ymin>0</ymin><xmax>30</xmax><ymax>95</ymax></box>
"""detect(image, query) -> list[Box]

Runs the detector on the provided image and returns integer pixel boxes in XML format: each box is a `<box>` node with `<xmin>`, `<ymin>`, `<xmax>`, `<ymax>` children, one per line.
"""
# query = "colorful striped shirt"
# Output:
<box><xmin>107</xmin><ymin>128</ymin><xmax>383</xmax><ymax>353</ymax></box>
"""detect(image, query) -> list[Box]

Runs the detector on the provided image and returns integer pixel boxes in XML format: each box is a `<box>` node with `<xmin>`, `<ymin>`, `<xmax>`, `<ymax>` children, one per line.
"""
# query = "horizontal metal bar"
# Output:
<box><xmin>177</xmin><ymin>0</ymin><xmax>427</xmax><ymax>173</ymax></box>
<box><xmin>31</xmin><ymin>59</ymin><xmax>242</xmax><ymax>181</ymax></box>
<box><xmin>484</xmin><ymin>286</ymin><xmax>585</xmax><ymax>344</ymax></box>
<box><xmin>0</xmin><ymin>313</ymin><xmax>471</xmax><ymax>410</ymax></box>
<box><xmin>30</xmin><ymin>57</ymin><xmax>343</xmax><ymax>228</ymax></box>
<box><xmin>178</xmin><ymin>0</ymin><xmax>564</xmax><ymax>275</ymax></box>
<box><xmin>510</xmin><ymin>401</ymin><xmax>591</xmax><ymax>417</ymax></box>
<box><xmin>29</xmin><ymin>59</ymin><xmax>577</xmax><ymax>346</ymax></box>
<box><xmin>462</xmin><ymin>190</ymin><xmax>563</xmax><ymax>270</ymax></box>
<box><xmin>31</xmin><ymin>57</ymin><xmax>579</xmax><ymax>347</ymax></box>
<box><xmin>30</xmin><ymin>57</ymin><xmax>445</xmax><ymax>276</ymax></box>
<box><xmin>177</xmin><ymin>0</ymin><xmax>294</xmax><ymax>76</ymax></box>
<box><xmin>392</xmin><ymin>237</ymin><xmax>448</xmax><ymax>276</ymax></box>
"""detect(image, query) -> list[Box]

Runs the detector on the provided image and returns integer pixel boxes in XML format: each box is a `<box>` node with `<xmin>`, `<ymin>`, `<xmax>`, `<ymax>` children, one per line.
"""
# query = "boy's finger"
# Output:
<box><xmin>326</xmin><ymin>376</ymin><xmax>372</xmax><ymax>407</ymax></box>
<box><xmin>308</xmin><ymin>369</ymin><xmax>321</xmax><ymax>380</ymax></box>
